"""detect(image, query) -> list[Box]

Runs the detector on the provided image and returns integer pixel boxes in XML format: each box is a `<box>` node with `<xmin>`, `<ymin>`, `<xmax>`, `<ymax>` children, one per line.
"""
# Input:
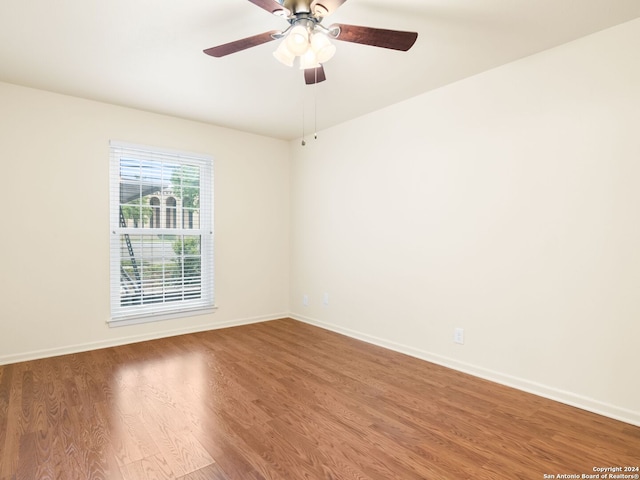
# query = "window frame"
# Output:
<box><xmin>109</xmin><ymin>141</ymin><xmax>215</xmax><ymax>327</ymax></box>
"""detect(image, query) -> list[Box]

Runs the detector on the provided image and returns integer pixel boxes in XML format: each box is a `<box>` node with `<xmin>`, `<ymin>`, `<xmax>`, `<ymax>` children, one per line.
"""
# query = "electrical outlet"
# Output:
<box><xmin>303</xmin><ymin>294</ymin><xmax>309</xmax><ymax>306</ymax></box>
<box><xmin>322</xmin><ymin>292</ymin><xmax>329</xmax><ymax>306</ymax></box>
<box><xmin>454</xmin><ymin>328</ymin><xmax>464</xmax><ymax>345</ymax></box>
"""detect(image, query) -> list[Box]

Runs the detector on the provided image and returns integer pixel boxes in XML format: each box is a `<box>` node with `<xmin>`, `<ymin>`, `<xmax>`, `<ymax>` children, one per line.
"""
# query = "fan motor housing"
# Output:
<box><xmin>281</xmin><ymin>0</ymin><xmax>312</xmax><ymax>15</ymax></box>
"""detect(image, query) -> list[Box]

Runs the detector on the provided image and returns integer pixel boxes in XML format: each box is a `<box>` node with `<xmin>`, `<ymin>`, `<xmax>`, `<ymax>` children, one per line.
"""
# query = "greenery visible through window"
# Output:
<box><xmin>109</xmin><ymin>142</ymin><xmax>214</xmax><ymax>325</ymax></box>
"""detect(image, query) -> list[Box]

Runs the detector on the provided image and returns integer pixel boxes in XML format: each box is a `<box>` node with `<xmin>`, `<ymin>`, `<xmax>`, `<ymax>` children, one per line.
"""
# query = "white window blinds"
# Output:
<box><xmin>109</xmin><ymin>141</ymin><xmax>214</xmax><ymax>325</ymax></box>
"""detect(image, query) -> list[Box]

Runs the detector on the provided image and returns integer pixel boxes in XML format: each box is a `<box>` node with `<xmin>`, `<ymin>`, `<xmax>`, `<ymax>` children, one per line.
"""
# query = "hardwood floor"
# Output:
<box><xmin>0</xmin><ymin>318</ymin><xmax>638</xmax><ymax>479</ymax></box>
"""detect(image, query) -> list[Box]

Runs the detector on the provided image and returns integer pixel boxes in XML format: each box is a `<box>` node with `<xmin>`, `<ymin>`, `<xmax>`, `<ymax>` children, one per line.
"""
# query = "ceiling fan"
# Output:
<box><xmin>204</xmin><ymin>0</ymin><xmax>418</xmax><ymax>85</ymax></box>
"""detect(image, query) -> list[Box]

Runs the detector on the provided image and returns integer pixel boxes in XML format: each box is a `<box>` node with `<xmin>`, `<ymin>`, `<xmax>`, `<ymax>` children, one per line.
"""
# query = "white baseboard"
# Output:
<box><xmin>291</xmin><ymin>313</ymin><xmax>640</xmax><ymax>428</ymax></box>
<box><xmin>0</xmin><ymin>313</ymin><xmax>288</xmax><ymax>366</ymax></box>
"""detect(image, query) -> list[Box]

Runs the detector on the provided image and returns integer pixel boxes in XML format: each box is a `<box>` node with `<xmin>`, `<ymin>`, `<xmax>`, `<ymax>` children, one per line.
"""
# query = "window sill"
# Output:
<box><xmin>108</xmin><ymin>305</ymin><xmax>218</xmax><ymax>328</ymax></box>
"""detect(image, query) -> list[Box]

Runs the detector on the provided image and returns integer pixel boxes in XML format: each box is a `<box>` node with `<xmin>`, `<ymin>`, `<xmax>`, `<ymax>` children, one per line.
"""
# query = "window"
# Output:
<box><xmin>165</xmin><ymin>197</ymin><xmax>177</xmax><ymax>229</ymax></box>
<box><xmin>109</xmin><ymin>142</ymin><xmax>214</xmax><ymax>325</ymax></box>
<box><xmin>150</xmin><ymin>197</ymin><xmax>160</xmax><ymax>228</ymax></box>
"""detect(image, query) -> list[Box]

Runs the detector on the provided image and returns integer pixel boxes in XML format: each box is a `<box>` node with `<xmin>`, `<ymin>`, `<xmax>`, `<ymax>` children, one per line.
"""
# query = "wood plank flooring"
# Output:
<box><xmin>0</xmin><ymin>318</ymin><xmax>638</xmax><ymax>479</ymax></box>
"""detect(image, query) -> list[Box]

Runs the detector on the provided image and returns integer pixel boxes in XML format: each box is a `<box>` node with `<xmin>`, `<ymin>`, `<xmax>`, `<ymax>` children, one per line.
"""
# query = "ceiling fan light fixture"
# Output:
<box><xmin>206</xmin><ymin>0</ymin><xmax>419</xmax><ymax>85</ymax></box>
<box><xmin>310</xmin><ymin>31</ymin><xmax>336</xmax><ymax>63</ymax></box>
<box><xmin>286</xmin><ymin>24</ymin><xmax>310</xmax><ymax>55</ymax></box>
<box><xmin>273</xmin><ymin>40</ymin><xmax>296</xmax><ymax>67</ymax></box>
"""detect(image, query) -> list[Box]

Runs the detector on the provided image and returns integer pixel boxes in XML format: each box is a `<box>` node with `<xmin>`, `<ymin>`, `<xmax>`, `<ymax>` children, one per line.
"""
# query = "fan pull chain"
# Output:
<box><xmin>301</xmin><ymin>94</ymin><xmax>306</xmax><ymax>146</ymax></box>
<box><xmin>301</xmin><ymin>68</ymin><xmax>320</xmax><ymax>146</ymax></box>
<box><xmin>314</xmin><ymin>68</ymin><xmax>318</xmax><ymax>140</ymax></box>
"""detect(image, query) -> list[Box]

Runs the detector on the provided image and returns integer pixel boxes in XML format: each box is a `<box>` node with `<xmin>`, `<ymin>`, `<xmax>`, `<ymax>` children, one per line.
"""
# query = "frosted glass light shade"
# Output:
<box><xmin>287</xmin><ymin>25</ymin><xmax>310</xmax><ymax>55</ymax></box>
<box><xmin>299</xmin><ymin>48</ymin><xmax>320</xmax><ymax>70</ymax></box>
<box><xmin>311</xmin><ymin>32</ymin><xmax>336</xmax><ymax>63</ymax></box>
<box><xmin>273</xmin><ymin>40</ymin><xmax>295</xmax><ymax>67</ymax></box>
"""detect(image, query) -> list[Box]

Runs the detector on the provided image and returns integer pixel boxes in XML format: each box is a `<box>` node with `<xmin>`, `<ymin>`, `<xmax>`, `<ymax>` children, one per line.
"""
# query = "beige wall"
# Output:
<box><xmin>0</xmin><ymin>82</ymin><xmax>290</xmax><ymax>363</ymax></box>
<box><xmin>289</xmin><ymin>19</ymin><xmax>640</xmax><ymax>425</ymax></box>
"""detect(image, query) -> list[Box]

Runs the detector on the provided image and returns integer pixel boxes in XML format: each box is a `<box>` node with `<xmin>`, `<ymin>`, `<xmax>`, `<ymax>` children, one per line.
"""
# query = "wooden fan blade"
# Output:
<box><xmin>247</xmin><ymin>0</ymin><xmax>289</xmax><ymax>16</ymax></box>
<box><xmin>204</xmin><ymin>30</ymin><xmax>279</xmax><ymax>57</ymax></box>
<box><xmin>311</xmin><ymin>0</ymin><xmax>348</xmax><ymax>16</ymax></box>
<box><xmin>304</xmin><ymin>65</ymin><xmax>327</xmax><ymax>85</ymax></box>
<box><xmin>331</xmin><ymin>23</ymin><xmax>418</xmax><ymax>51</ymax></box>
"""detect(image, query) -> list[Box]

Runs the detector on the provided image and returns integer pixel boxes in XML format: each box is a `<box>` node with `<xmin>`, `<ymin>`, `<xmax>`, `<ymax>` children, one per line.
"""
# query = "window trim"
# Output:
<box><xmin>108</xmin><ymin>141</ymin><xmax>215</xmax><ymax>326</ymax></box>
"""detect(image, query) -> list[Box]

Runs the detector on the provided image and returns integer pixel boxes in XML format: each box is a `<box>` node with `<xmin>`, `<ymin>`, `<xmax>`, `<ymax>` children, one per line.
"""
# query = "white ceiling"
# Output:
<box><xmin>1</xmin><ymin>0</ymin><xmax>639</xmax><ymax>140</ymax></box>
